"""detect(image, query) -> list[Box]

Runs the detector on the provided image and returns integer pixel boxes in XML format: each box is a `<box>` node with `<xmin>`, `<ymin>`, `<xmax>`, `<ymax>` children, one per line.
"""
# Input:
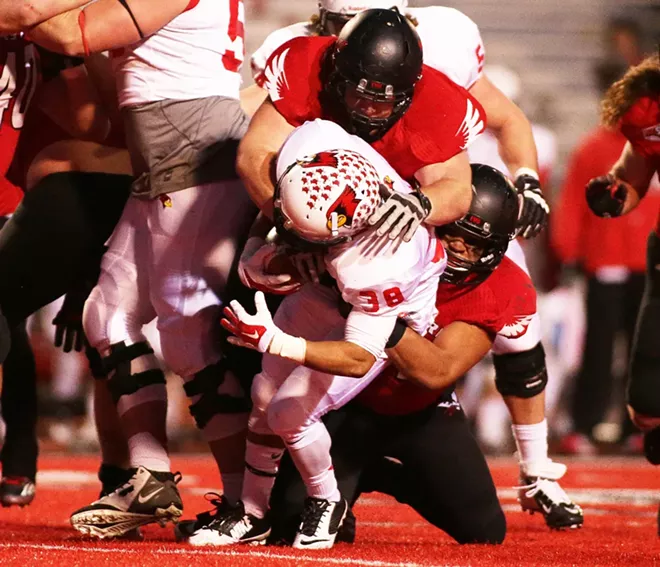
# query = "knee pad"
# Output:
<box><xmin>104</xmin><ymin>341</ymin><xmax>166</xmax><ymax>406</ymax></box>
<box><xmin>183</xmin><ymin>359</ymin><xmax>251</xmax><ymax>430</ymax></box>
<box><xmin>493</xmin><ymin>342</ymin><xmax>548</xmax><ymax>399</ymax></box>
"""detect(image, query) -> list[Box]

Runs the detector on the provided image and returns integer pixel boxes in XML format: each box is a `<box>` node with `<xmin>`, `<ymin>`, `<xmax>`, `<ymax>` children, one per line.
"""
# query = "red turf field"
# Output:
<box><xmin>0</xmin><ymin>455</ymin><xmax>659</xmax><ymax>567</ymax></box>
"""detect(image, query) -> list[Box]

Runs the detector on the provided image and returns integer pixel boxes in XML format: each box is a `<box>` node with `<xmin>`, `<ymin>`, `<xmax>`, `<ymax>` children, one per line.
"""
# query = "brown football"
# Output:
<box><xmin>264</xmin><ymin>250</ymin><xmax>301</xmax><ymax>280</ymax></box>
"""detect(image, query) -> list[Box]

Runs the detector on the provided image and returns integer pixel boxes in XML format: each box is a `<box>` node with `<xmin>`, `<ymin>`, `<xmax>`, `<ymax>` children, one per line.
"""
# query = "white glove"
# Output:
<box><xmin>238</xmin><ymin>237</ymin><xmax>301</xmax><ymax>295</ymax></box>
<box><xmin>221</xmin><ymin>291</ymin><xmax>307</xmax><ymax>362</ymax></box>
<box><xmin>368</xmin><ymin>186</ymin><xmax>432</xmax><ymax>242</ymax></box>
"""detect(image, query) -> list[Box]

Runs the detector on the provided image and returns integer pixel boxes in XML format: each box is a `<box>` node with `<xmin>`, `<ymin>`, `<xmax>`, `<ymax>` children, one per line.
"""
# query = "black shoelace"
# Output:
<box><xmin>300</xmin><ymin>498</ymin><xmax>330</xmax><ymax>536</ymax></box>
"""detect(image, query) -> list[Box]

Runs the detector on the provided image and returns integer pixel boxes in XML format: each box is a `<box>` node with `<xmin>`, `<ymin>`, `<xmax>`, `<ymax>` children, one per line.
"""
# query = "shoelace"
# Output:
<box><xmin>518</xmin><ymin>478</ymin><xmax>572</xmax><ymax>506</ymax></box>
<box><xmin>194</xmin><ymin>492</ymin><xmax>226</xmax><ymax>526</ymax></box>
<box><xmin>300</xmin><ymin>498</ymin><xmax>331</xmax><ymax>536</ymax></box>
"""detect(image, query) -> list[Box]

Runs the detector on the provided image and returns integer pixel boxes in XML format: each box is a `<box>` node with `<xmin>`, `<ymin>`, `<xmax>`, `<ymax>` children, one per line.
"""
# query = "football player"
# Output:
<box><xmin>268</xmin><ymin>163</ymin><xmax>582</xmax><ymax>544</ymax></box>
<box><xmin>244</xmin><ymin>1</ymin><xmax>568</xmax><ymax>530</ymax></box>
<box><xmin>585</xmin><ymin>52</ymin><xmax>660</xmax><ymax>491</ymax></box>
<box><xmin>249</xmin><ymin>0</ymin><xmax>548</xmax><ymax>241</ymax></box>
<box><xmin>28</xmin><ymin>0</ymin><xmax>257</xmax><ymax>539</ymax></box>
<box><xmin>238</xmin><ymin>7</ymin><xmax>485</xmax><ymax>242</ymax></box>
<box><xmin>189</xmin><ymin>118</ymin><xmax>446</xmax><ymax>549</ymax></box>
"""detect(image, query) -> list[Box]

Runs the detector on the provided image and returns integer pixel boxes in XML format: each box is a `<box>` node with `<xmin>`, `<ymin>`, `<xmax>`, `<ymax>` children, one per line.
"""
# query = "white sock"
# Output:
<box><xmin>127</xmin><ymin>431</ymin><xmax>170</xmax><ymax>472</ymax></box>
<box><xmin>242</xmin><ymin>440</ymin><xmax>283</xmax><ymax>519</ymax></box>
<box><xmin>512</xmin><ymin>419</ymin><xmax>548</xmax><ymax>468</ymax></box>
<box><xmin>284</xmin><ymin>421</ymin><xmax>341</xmax><ymax>502</ymax></box>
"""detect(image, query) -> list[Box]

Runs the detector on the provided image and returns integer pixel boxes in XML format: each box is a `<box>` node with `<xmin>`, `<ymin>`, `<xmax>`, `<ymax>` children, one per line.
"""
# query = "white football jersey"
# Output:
<box><xmin>276</xmin><ymin>120</ymin><xmax>447</xmax><ymax>358</ymax></box>
<box><xmin>250</xmin><ymin>6</ymin><xmax>484</xmax><ymax>90</ymax></box>
<box><xmin>113</xmin><ymin>0</ymin><xmax>245</xmax><ymax>107</ymax></box>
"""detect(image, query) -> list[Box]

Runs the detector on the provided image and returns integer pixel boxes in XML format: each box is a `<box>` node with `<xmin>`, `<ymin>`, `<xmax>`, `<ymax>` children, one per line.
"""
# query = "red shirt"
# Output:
<box><xmin>551</xmin><ymin>126</ymin><xmax>660</xmax><ymax>273</ymax></box>
<box><xmin>356</xmin><ymin>257</ymin><xmax>536</xmax><ymax>415</ymax></box>
<box><xmin>0</xmin><ymin>36</ymin><xmax>39</xmax><ymax>215</ymax></box>
<box><xmin>262</xmin><ymin>36</ymin><xmax>486</xmax><ymax>181</ymax></box>
<box><xmin>620</xmin><ymin>95</ymin><xmax>660</xmax><ymax>171</ymax></box>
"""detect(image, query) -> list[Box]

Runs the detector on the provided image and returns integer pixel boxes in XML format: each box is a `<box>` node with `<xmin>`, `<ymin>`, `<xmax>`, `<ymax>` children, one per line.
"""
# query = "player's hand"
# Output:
<box><xmin>585</xmin><ymin>174</ymin><xmax>627</xmax><ymax>218</ymax></box>
<box><xmin>368</xmin><ymin>185</ymin><xmax>432</xmax><ymax>242</ymax></box>
<box><xmin>290</xmin><ymin>250</ymin><xmax>326</xmax><ymax>285</ymax></box>
<box><xmin>221</xmin><ymin>291</ymin><xmax>280</xmax><ymax>353</ymax></box>
<box><xmin>238</xmin><ymin>237</ymin><xmax>302</xmax><ymax>295</ymax></box>
<box><xmin>514</xmin><ymin>173</ymin><xmax>549</xmax><ymax>238</ymax></box>
<box><xmin>52</xmin><ymin>290</ymin><xmax>88</xmax><ymax>353</ymax></box>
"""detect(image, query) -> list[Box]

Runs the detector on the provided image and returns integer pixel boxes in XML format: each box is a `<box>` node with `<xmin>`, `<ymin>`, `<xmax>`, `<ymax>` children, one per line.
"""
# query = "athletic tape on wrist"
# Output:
<box><xmin>268</xmin><ymin>331</ymin><xmax>306</xmax><ymax>364</ymax></box>
<box><xmin>514</xmin><ymin>167</ymin><xmax>539</xmax><ymax>181</ymax></box>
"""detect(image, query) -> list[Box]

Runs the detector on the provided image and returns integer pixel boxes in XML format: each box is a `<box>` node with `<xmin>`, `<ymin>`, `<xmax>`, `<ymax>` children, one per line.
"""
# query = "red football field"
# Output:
<box><xmin>0</xmin><ymin>454</ymin><xmax>659</xmax><ymax>567</ymax></box>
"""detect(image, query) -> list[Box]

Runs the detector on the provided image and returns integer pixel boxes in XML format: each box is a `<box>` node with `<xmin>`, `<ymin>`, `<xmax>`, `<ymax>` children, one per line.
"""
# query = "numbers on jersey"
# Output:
<box><xmin>359</xmin><ymin>287</ymin><xmax>405</xmax><ymax>313</ymax></box>
<box><xmin>222</xmin><ymin>0</ymin><xmax>245</xmax><ymax>73</ymax></box>
<box><xmin>0</xmin><ymin>43</ymin><xmax>37</xmax><ymax>131</ymax></box>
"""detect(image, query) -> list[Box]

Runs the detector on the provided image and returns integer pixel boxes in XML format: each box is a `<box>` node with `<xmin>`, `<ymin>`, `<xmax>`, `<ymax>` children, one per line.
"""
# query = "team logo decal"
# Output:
<box><xmin>500</xmin><ymin>314</ymin><xmax>533</xmax><ymax>339</ymax></box>
<box><xmin>642</xmin><ymin>123</ymin><xmax>660</xmax><ymax>142</ymax></box>
<box><xmin>297</xmin><ymin>151</ymin><xmax>339</xmax><ymax>169</ymax></box>
<box><xmin>326</xmin><ymin>185</ymin><xmax>362</xmax><ymax>231</ymax></box>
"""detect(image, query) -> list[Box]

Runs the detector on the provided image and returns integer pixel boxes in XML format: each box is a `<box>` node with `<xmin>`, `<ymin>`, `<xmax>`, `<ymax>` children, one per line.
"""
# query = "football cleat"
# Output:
<box><xmin>293</xmin><ymin>496</ymin><xmax>348</xmax><ymax>549</ymax></box>
<box><xmin>0</xmin><ymin>476</ymin><xmax>35</xmax><ymax>507</ymax></box>
<box><xmin>188</xmin><ymin>500</ymin><xmax>271</xmax><ymax>546</ymax></box>
<box><xmin>70</xmin><ymin>466</ymin><xmax>183</xmax><ymax>539</ymax></box>
<box><xmin>174</xmin><ymin>493</ymin><xmax>231</xmax><ymax>542</ymax></box>
<box><xmin>517</xmin><ymin>460</ymin><xmax>583</xmax><ymax>530</ymax></box>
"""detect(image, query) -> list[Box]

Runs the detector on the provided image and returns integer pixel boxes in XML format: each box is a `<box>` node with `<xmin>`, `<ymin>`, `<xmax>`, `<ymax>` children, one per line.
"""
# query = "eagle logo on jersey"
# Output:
<box><xmin>456</xmin><ymin>98</ymin><xmax>484</xmax><ymax>150</ymax></box>
<box><xmin>499</xmin><ymin>314</ymin><xmax>533</xmax><ymax>339</ymax></box>
<box><xmin>326</xmin><ymin>185</ymin><xmax>362</xmax><ymax>230</ymax></box>
<box><xmin>263</xmin><ymin>48</ymin><xmax>289</xmax><ymax>102</ymax></box>
<box><xmin>642</xmin><ymin>123</ymin><xmax>660</xmax><ymax>143</ymax></box>
<box><xmin>298</xmin><ymin>151</ymin><xmax>339</xmax><ymax>170</ymax></box>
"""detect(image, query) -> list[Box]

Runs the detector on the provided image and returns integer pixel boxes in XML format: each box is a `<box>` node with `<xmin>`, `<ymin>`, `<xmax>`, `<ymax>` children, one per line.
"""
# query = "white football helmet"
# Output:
<box><xmin>274</xmin><ymin>149</ymin><xmax>383</xmax><ymax>247</ymax></box>
<box><xmin>318</xmin><ymin>0</ymin><xmax>408</xmax><ymax>15</ymax></box>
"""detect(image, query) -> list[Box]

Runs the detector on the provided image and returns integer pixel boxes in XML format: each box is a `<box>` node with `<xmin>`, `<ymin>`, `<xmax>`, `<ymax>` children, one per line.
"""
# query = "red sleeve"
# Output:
<box><xmin>404</xmin><ymin>66</ymin><xmax>487</xmax><ymax>166</ymax></box>
<box><xmin>489</xmin><ymin>258</ymin><xmax>537</xmax><ymax>336</ymax></box>
<box><xmin>261</xmin><ymin>36</ymin><xmax>331</xmax><ymax>127</ymax></box>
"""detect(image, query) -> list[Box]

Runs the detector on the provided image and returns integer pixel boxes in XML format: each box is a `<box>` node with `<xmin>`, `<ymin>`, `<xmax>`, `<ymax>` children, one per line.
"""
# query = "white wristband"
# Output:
<box><xmin>268</xmin><ymin>331</ymin><xmax>307</xmax><ymax>364</ymax></box>
<box><xmin>514</xmin><ymin>167</ymin><xmax>539</xmax><ymax>181</ymax></box>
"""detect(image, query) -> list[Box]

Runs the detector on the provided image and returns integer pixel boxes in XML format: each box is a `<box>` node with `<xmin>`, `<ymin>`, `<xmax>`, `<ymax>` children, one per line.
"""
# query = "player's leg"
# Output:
<box><xmin>384</xmin><ymin>397</ymin><xmax>506</xmax><ymax>544</ymax></box>
<box><xmin>492</xmin><ymin>321</ymin><xmax>583</xmax><ymax>529</ymax></box>
<box><xmin>146</xmin><ymin>181</ymin><xmax>256</xmax><ymax>507</ymax></box>
<box><xmin>628</xmin><ymin>231</ymin><xmax>660</xmax><ymax>458</ymax></box>
<box><xmin>0</xmin><ymin>320</ymin><xmax>38</xmax><ymax>507</ymax></box>
<box><xmin>73</xmin><ymin>197</ymin><xmax>182</xmax><ymax>539</ymax></box>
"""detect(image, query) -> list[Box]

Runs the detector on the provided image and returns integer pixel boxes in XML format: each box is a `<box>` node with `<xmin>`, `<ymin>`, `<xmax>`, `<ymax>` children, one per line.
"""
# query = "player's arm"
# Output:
<box><xmin>236</xmin><ymin>99</ymin><xmax>295</xmax><ymax>219</ymax></box>
<box><xmin>26</xmin><ymin>0</ymin><xmax>191</xmax><ymax>56</ymax></box>
<box><xmin>386</xmin><ymin>321</ymin><xmax>493</xmax><ymax>390</ymax></box>
<box><xmin>586</xmin><ymin>141</ymin><xmax>652</xmax><ymax>218</ymax></box>
<box><xmin>0</xmin><ymin>0</ymin><xmax>89</xmax><ymax>35</ymax></box>
<box><xmin>415</xmin><ymin>149</ymin><xmax>473</xmax><ymax>226</ymax></box>
<box><xmin>240</xmin><ymin>84</ymin><xmax>269</xmax><ymax>119</ymax></box>
<box><xmin>221</xmin><ymin>291</ymin><xmax>378</xmax><ymax>378</ymax></box>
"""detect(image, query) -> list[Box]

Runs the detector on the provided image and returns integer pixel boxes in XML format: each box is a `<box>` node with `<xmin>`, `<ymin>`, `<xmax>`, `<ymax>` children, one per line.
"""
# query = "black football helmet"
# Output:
<box><xmin>323</xmin><ymin>7</ymin><xmax>423</xmax><ymax>142</ymax></box>
<box><xmin>437</xmin><ymin>164</ymin><xmax>520</xmax><ymax>285</ymax></box>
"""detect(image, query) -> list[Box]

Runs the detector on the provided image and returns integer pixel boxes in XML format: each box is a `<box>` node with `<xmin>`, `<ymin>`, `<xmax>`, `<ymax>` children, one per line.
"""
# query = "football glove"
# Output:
<box><xmin>221</xmin><ymin>291</ymin><xmax>280</xmax><ymax>353</ymax></box>
<box><xmin>585</xmin><ymin>174</ymin><xmax>627</xmax><ymax>218</ymax></box>
<box><xmin>514</xmin><ymin>172</ymin><xmax>549</xmax><ymax>238</ymax></box>
<box><xmin>368</xmin><ymin>185</ymin><xmax>432</xmax><ymax>242</ymax></box>
<box><xmin>238</xmin><ymin>237</ymin><xmax>301</xmax><ymax>295</ymax></box>
<box><xmin>52</xmin><ymin>288</ymin><xmax>89</xmax><ymax>353</ymax></box>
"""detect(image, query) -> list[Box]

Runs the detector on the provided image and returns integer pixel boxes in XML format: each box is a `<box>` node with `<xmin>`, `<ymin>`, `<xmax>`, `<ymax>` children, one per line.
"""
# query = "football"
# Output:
<box><xmin>264</xmin><ymin>249</ymin><xmax>301</xmax><ymax>281</ymax></box>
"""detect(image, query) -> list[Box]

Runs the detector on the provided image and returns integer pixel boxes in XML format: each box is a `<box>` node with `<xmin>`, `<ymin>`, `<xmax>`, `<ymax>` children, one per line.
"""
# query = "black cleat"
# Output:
<box><xmin>293</xmin><ymin>496</ymin><xmax>348</xmax><ymax>549</ymax></box>
<box><xmin>0</xmin><ymin>477</ymin><xmax>35</xmax><ymax>507</ymax></box>
<box><xmin>188</xmin><ymin>500</ymin><xmax>270</xmax><ymax>546</ymax></box>
<box><xmin>71</xmin><ymin>466</ymin><xmax>183</xmax><ymax>539</ymax></box>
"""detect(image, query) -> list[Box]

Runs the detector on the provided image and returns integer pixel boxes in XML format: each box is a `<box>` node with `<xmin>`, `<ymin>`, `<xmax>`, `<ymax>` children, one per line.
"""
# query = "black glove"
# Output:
<box><xmin>514</xmin><ymin>172</ymin><xmax>549</xmax><ymax>239</ymax></box>
<box><xmin>585</xmin><ymin>174</ymin><xmax>627</xmax><ymax>218</ymax></box>
<box><xmin>52</xmin><ymin>288</ymin><xmax>90</xmax><ymax>353</ymax></box>
<box><xmin>368</xmin><ymin>185</ymin><xmax>432</xmax><ymax>242</ymax></box>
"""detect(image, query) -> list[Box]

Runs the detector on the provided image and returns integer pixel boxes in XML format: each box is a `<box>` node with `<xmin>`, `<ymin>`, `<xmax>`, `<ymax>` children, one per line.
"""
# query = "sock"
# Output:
<box><xmin>242</xmin><ymin>440</ymin><xmax>283</xmax><ymax>519</ymax></box>
<box><xmin>220</xmin><ymin>472</ymin><xmax>244</xmax><ymax>505</ymax></box>
<box><xmin>512</xmin><ymin>419</ymin><xmax>549</xmax><ymax>469</ymax></box>
<box><xmin>127</xmin><ymin>431</ymin><xmax>170</xmax><ymax>472</ymax></box>
<box><xmin>284</xmin><ymin>421</ymin><xmax>340</xmax><ymax>502</ymax></box>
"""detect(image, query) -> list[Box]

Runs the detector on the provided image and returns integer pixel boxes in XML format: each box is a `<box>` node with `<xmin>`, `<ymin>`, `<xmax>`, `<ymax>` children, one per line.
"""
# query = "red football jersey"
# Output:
<box><xmin>0</xmin><ymin>36</ymin><xmax>39</xmax><ymax>215</ymax></box>
<box><xmin>356</xmin><ymin>257</ymin><xmax>536</xmax><ymax>415</ymax></box>
<box><xmin>619</xmin><ymin>95</ymin><xmax>660</xmax><ymax>172</ymax></box>
<box><xmin>262</xmin><ymin>36</ymin><xmax>486</xmax><ymax>181</ymax></box>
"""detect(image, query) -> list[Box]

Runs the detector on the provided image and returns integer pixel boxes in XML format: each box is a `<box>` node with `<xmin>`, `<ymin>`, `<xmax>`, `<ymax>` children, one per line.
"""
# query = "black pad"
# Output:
<box><xmin>493</xmin><ymin>342</ymin><xmax>547</xmax><ymax>398</ymax></box>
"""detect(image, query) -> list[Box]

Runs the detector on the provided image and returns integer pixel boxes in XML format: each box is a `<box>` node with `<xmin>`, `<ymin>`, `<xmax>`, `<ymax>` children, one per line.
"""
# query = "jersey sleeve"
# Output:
<box><xmin>413</xmin><ymin>6</ymin><xmax>485</xmax><ymax>89</ymax></box>
<box><xmin>250</xmin><ymin>23</ymin><xmax>310</xmax><ymax>87</ymax></box>
<box><xmin>261</xmin><ymin>36</ymin><xmax>330</xmax><ymax>127</ymax></box>
<box><xmin>406</xmin><ymin>69</ymin><xmax>487</xmax><ymax>166</ymax></box>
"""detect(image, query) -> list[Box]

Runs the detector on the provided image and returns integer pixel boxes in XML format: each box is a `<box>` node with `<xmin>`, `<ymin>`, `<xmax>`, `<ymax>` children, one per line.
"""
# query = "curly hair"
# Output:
<box><xmin>601</xmin><ymin>52</ymin><xmax>660</xmax><ymax>128</ymax></box>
